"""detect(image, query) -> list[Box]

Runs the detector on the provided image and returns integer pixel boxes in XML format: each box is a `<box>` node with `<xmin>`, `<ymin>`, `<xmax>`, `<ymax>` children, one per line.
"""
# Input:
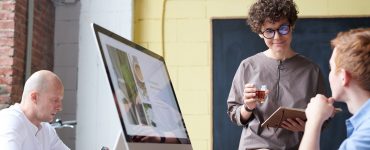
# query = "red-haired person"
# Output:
<box><xmin>300</xmin><ymin>28</ymin><xmax>370</xmax><ymax>150</ymax></box>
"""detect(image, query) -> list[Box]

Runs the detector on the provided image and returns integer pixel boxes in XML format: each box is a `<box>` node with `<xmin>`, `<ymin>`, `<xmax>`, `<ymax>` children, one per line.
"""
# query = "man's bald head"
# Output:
<box><xmin>19</xmin><ymin>70</ymin><xmax>64</xmax><ymax>126</ymax></box>
<box><xmin>21</xmin><ymin>70</ymin><xmax>63</xmax><ymax>102</ymax></box>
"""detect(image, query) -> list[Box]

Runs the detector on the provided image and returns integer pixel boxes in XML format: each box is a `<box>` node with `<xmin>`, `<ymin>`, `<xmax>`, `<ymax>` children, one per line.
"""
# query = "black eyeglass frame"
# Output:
<box><xmin>260</xmin><ymin>24</ymin><xmax>291</xmax><ymax>39</ymax></box>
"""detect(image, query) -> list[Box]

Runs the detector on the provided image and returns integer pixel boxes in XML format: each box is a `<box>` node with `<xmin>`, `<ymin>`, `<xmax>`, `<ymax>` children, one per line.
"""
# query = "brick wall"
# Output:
<box><xmin>0</xmin><ymin>0</ymin><xmax>55</xmax><ymax>109</ymax></box>
<box><xmin>32</xmin><ymin>0</ymin><xmax>55</xmax><ymax>71</ymax></box>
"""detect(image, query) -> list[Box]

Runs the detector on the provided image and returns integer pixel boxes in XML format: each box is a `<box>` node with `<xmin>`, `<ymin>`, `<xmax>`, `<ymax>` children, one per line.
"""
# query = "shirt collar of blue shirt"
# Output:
<box><xmin>346</xmin><ymin>99</ymin><xmax>370</xmax><ymax>136</ymax></box>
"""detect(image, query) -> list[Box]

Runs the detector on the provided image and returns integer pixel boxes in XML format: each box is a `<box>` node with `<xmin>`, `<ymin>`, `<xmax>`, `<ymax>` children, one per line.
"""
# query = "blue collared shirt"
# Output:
<box><xmin>339</xmin><ymin>99</ymin><xmax>370</xmax><ymax>150</ymax></box>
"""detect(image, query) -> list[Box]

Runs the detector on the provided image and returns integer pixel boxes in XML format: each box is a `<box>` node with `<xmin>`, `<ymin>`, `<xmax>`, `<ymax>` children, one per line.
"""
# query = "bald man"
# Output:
<box><xmin>0</xmin><ymin>70</ymin><xmax>70</xmax><ymax>150</ymax></box>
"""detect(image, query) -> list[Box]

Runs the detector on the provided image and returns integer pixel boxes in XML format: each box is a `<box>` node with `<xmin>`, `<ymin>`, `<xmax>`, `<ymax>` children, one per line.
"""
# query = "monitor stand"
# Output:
<box><xmin>111</xmin><ymin>131</ymin><xmax>192</xmax><ymax>150</ymax></box>
<box><xmin>113</xmin><ymin>131</ymin><xmax>129</xmax><ymax>150</ymax></box>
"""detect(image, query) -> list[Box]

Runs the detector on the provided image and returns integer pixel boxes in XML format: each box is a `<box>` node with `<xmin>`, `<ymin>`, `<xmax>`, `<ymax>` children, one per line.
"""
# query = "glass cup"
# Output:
<box><xmin>255</xmin><ymin>85</ymin><xmax>268</xmax><ymax>103</ymax></box>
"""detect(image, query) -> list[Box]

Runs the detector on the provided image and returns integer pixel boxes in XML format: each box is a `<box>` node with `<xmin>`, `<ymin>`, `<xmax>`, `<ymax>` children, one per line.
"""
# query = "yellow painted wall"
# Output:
<box><xmin>133</xmin><ymin>0</ymin><xmax>370</xmax><ymax>149</ymax></box>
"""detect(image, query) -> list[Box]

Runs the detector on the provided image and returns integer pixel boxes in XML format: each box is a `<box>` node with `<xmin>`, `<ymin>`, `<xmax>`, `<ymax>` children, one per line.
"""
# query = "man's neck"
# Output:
<box><xmin>20</xmin><ymin>103</ymin><xmax>41</xmax><ymax>128</ymax></box>
<box><xmin>345</xmin><ymin>86</ymin><xmax>370</xmax><ymax>114</ymax></box>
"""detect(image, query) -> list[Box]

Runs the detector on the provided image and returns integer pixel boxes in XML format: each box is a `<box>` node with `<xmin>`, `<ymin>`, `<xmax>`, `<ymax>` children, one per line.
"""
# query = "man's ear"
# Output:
<box><xmin>340</xmin><ymin>69</ymin><xmax>351</xmax><ymax>86</ymax></box>
<box><xmin>30</xmin><ymin>91</ymin><xmax>38</xmax><ymax>104</ymax></box>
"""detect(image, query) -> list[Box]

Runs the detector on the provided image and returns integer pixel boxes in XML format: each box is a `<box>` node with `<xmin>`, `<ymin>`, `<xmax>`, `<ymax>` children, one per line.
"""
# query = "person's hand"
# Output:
<box><xmin>281</xmin><ymin>118</ymin><xmax>305</xmax><ymax>132</ymax></box>
<box><xmin>305</xmin><ymin>94</ymin><xmax>335</xmax><ymax>125</ymax></box>
<box><xmin>243</xmin><ymin>83</ymin><xmax>258</xmax><ymax>110</ymax></box>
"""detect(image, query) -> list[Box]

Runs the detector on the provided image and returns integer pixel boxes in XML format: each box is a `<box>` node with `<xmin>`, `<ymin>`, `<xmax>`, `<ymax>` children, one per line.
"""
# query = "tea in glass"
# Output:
<box><xmin>255</xmin><ymin>85</ymin><xmax>268</xmax><ymax>103</ymax></box>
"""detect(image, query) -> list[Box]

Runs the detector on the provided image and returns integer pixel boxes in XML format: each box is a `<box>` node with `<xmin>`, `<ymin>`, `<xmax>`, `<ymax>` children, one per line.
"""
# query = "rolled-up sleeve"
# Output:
<box><xmin>227</xmin><ymin>61</ymin><xmax>253</xmax><ymax>126</ymax></box>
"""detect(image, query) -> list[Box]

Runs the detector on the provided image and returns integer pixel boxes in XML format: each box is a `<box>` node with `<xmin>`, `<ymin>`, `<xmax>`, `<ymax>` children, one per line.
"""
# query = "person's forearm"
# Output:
<box><xmin>299</xmin><ymin>120</ymin><xmax>324</xmax><ymax>150</ymax></box>
<box><xmin>240</xmin><ymin>106</ymin><xmax>253</xmax><ymax>124</ymax></box>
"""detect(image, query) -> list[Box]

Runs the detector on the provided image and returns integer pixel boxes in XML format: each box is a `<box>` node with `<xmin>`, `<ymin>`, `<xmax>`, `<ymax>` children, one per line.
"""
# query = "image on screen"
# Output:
<box><xmin>93</xmin><ymin>24</ymin><xmax>191</xmax><ymax>145</ymax></box>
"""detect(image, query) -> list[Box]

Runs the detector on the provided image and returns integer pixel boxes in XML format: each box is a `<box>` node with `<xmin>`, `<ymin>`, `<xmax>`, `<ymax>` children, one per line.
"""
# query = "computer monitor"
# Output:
<box><xmin>92</xmin><ymin>23</ymin><xmax>192</xmax><ymax>150</ymax></box>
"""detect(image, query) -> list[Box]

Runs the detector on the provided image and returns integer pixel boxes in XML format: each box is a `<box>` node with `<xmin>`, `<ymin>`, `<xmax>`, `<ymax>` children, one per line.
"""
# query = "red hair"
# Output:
<box><xmin>331</xmin><ymin>28</ymin><xmax>370</xmax><ymax>91</ymax></box>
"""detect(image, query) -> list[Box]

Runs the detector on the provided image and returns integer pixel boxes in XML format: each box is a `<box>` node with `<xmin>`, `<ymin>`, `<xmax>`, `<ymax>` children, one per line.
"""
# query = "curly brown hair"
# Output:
<box><xmin>331</xmin><ymin>28</ymin><xmax>370</xmax><ymax>91</ymax></box>
<box><xmin>247</xmin><ymin>0</ymin><xmax>298</xmax><ymax>33</ymax></box>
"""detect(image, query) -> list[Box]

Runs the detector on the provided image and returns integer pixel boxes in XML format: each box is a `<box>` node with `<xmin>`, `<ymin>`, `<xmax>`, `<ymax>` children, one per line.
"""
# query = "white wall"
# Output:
<box><xmin>76</xmin><ymin>0</ymin><xmax>133</xmax><ymax>149</ymax></box>
<box><xmin>54</xmin><ymin>1</ymin><xmax>81</xmax><ymax>149</ymax></box>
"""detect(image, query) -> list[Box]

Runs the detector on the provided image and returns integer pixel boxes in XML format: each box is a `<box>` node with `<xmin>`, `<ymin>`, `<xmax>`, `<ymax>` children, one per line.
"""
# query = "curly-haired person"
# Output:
<box><xmin>226</xmin><ymin>0</ymin><xmax>326</xmax><ymax>149</ymax></box>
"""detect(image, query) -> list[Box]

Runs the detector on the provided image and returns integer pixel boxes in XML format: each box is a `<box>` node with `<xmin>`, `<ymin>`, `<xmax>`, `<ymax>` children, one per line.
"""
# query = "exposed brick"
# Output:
<box><xmin>1</xmin><ymin>1</ymin><xmax>16</xmax><ymax>11</ymax></box>
<box><xmin>0</xmin><ymin>47</ymin><xmax>14</xmax><ymax>56</ymax></box>
<box><xmin>0</xmin><ymin>67</ymin><xmax>13</xmax><ymax>76</ymax></box>
<box><xmin>14</xmin><ymin>13</ymin><xmax>26</xmax><ymax>23</ymax></box>
<box><xmin>10</xmin><ymin>75</ymin><xmax>22</xmax><ymax>85</ymax></box>
<box><xmin>0</xmin><ymin>56</ymin><xmax>14</xmax><ymax>66</ymax></box>
<box><xmin>12</xmin><ymin>45</ymin><xmax>24</xmax><ymax>57</ymax></box>
<box><xmin>0</xmin><ymin>0</ymin><xmax>55</xmax><ymax>105</ymax></box>
<box><xmin>0</xmin><ymin>76</ymin><xmax>13</xmax><ymax>84</ymax></box>
<box><xmin>0</xmin><ymin>95</ymin><xmax>11</xmax><ymax>104</ymax></box>
<box><xmin>10</xmin><ymin>84</ymin><xmax>23</xmax><ymax>100</ymax></box>
<box><xmin>0</xmin><ymin>84</ymin><xmax>10</xmax><ymax>93</ymax></box>
<box><xmin>0</xmin><ymin>0</ymin><xmax>21</xmax><ymax>104</ymax></box>
<box><xmin>0</xmin><ymin>12</ymin><xmax>15</xmax><ymax>20</ymax></box>
<box><xmin>15</xmin><ymin>0</ymin><xmax>26</xmax><ymax>8</ymax></box>
<box><xmin>0</xmin><ymin>31</ymin><xmax>14</xmax><ymax>38</ymax></box>
<box><xmin>0</xmin><ymin>37</ymin><xmax>14</xmax><ymax>46</ymax></box>
<box><xmin>10</xmin><ymin>66</ymin><xmax>21</xmax><ymax>76</ymax></box>
<box><xmin>0</xmin><ymin>20</ymin><xmax>15</xmax><ymax>30</ymax></box>
<box><xmin>12</xmin><ymin>57</ymin><xmax>24</xmax><ymax>71</ymax></box>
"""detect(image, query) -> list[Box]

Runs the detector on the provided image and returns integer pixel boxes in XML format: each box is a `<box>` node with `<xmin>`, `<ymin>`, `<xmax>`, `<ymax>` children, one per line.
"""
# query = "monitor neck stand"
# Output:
<box><xmin>113</xmin><ymin>130</ymin><xmax>129</xmax><ymax>150</ymax></box>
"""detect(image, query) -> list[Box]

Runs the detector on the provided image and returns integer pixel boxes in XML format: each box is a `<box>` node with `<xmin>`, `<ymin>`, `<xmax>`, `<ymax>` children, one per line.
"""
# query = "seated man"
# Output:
<box><xmin>0</xmin><ymin>70</ymin><xmax>70</xmax><ymax>150</ymax></box>
<box><xmin>299</xmin><ymin>28</ymin><xmax>370</xmax><ymax>149</ymax></box>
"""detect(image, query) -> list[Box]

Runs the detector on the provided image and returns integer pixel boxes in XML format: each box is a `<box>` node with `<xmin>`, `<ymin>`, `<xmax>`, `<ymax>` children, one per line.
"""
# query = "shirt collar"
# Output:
<box><xmin>347</xmin><ymin>99</ymin><xmax>370</xmax><ymax>130</ymax></box>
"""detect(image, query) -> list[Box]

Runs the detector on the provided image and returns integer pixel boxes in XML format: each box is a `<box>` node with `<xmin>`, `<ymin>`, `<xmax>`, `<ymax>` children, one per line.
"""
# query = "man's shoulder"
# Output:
<box><xmin>357</xmin><ymin>110</ymin><xmax>370</xmax><ymax>129</ymax></box>
<box><xmin>0</xmin><ymin>105</ymin><xmax>26</xmax><ymax>130</ymax></box>
<box><xmin>0</xmin><ymin>104</ymin><xmax>22</xmax><ymax>118</ymax></box>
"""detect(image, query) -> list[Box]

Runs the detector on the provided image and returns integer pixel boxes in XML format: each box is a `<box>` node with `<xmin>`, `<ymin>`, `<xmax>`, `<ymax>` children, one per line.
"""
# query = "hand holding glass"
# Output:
<box><xmin>255</xmin><ymin>85</ymin><xmax>268</xmax><ymax>103</ymax></box>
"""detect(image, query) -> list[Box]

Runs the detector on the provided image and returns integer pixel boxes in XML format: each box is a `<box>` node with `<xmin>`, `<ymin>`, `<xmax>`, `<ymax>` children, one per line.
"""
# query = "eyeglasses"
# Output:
<box><xmin>261</xmin><ymin>24</ymin><xmax>290</xmax><ymax>39</ymax></box>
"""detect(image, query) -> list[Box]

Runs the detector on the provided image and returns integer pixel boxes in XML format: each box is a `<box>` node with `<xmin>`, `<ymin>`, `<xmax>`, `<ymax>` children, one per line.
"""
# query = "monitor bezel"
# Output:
<box><xmin>92</xmin><ymin>23</ymin><xmax>191</xmax><ymax>145</ymax></box>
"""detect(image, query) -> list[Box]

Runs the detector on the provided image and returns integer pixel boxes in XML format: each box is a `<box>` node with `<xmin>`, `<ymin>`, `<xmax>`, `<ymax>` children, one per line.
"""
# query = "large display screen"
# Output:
<box><xmin>93</xmin><ymin>24</ymin><xmax>191</xmax><ymax>145</ymax></box>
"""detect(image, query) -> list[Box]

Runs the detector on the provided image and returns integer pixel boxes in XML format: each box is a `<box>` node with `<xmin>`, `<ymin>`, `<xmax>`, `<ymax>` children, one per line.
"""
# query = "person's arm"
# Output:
<box><xmin>299</xmin><ymin>118</ymin><xmax>325</xmax><ymax>150</ymax></box>
<box><xmin>0</xmin><ymin>112</ymin><xmax>23</xmax><ymax>149</ymax></box>
<box><xmin>0</xmin><ymin>132</ymin><xmax>22</xmax><ymax>150</ymax></box>
<box><xmin>299</xmin><ymin>94</ymin><xmax>334</xmax><ymax>150</ymax></box>
<box><xmin>227</xmin><ymin>63</ymin><xmax>256</xmax><ymax>126</ymax></box>
<box><xmin>239</xmin><ymin>83</ymin><xmax>259</xmax><ymax>124</ymax></box>
<box><xmin>227</xmin><ymin>83</ymin><xmax>258</xmax><ymax>125</ymax></box>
